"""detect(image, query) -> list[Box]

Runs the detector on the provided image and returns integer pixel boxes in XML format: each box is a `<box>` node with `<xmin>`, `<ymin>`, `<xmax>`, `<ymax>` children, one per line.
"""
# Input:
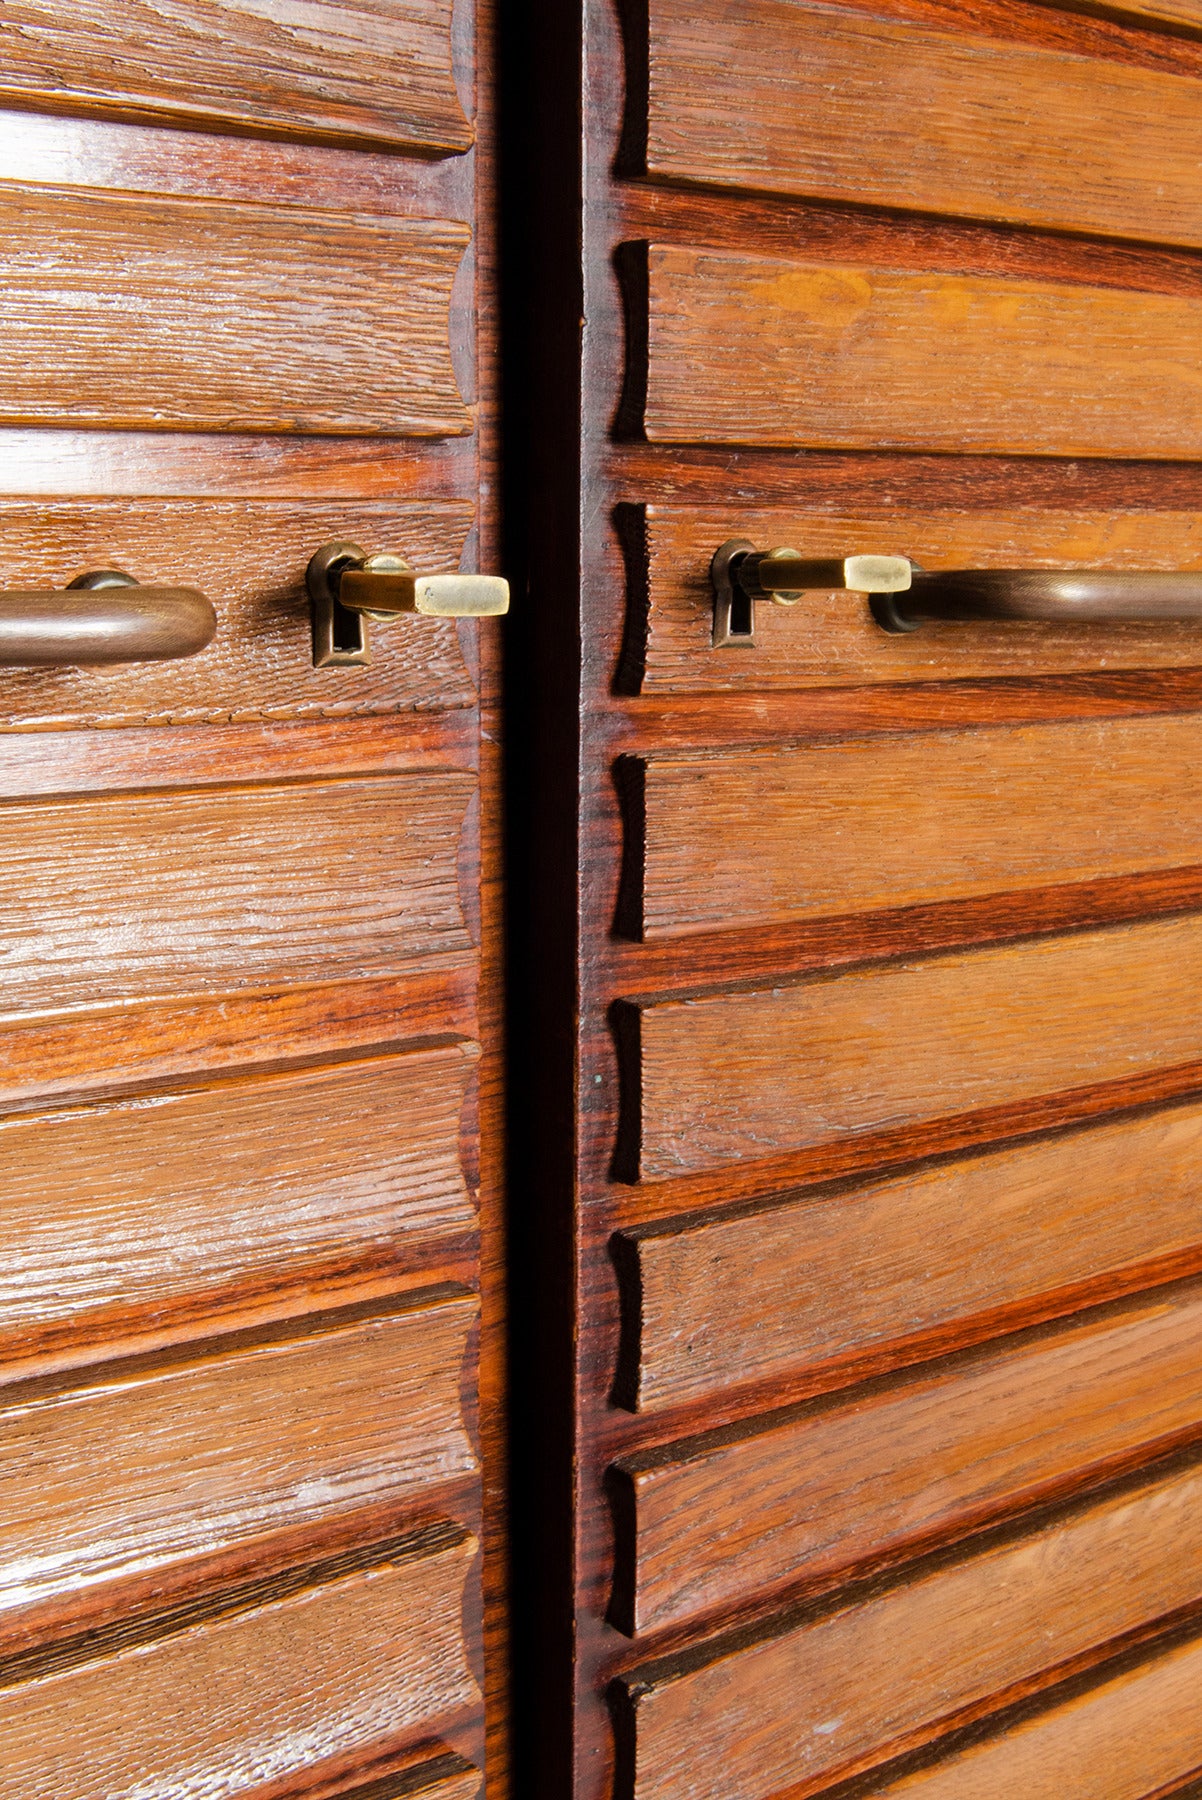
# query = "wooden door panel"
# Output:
<box><xmin>631</xmin><ymin>505</ymin><xmax>1202</xmax><ymax>694</ymax></box>
<box><xmin>615</xmin><ymin>1457</ymin><xmax>1202</xmax><ymax>1800</ymax></box>
<box><xmin>612</xmin><ymin>1280</ymin><xmax>1202</xmax><ymax>1635</ymax></box>
<box><xmin>638</xmin><ymin>0</ymin><xmax>1202</xmax><ymax>247</ymax></box>
<box><xmin>0</xmin><ymin>1525</ymin><xmax>479</xmax><ymax>1800</ymax></box>
<box><xmin>638</xmin><ymin>245</ymin><xmax>1202</xmax><ymax>457</ymax></box>
<box><xmin>624</xmin><ymin>718</ymin><xmax>1202</xmax><ymax>936</ymax></box>
<box><xmin>0</xmin><ymin>1047</ymin><xmax>477</xmax><ymax>1371</ymax></box>
<box><xmin>0</xmin><ymin>498</ymin><xmax>476</xmax><ymax>729</ymax></box>
<box><xmin>623</xmin><ymin>916</ymin><xmax>1202</xmax><ymax>1179</ymax></box>
<box><xmin>614</xmin><ymin>1101</ymin><xmax>1202</xmax><ymax>1412</ymax></box>
<box><xmin>0</xmin><ymin>0</ymin><xmax>471</xmax><ymax>155</ymax></box>
<box><xmin>0</xmin><ymin>187</ymin><xmax>469</xmax><ymax>436</ymax></box>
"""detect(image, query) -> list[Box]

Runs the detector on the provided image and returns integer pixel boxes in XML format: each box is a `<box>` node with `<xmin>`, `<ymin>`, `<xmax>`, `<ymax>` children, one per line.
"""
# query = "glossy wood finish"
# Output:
<box><xmin>0</xmin><ymin>0</ymin><xmax>471</xmax><ymax>155</ymax></box>
<box><xmin>633</xmin><ymin>505</ymin><xmax>1202</xmax><ymax>693</ymax></box>
<box><xmin>0</xmin><ymin>499</ymin><xmax>476</xmax><ymax>727</ymax></box>
<box><xmin>616</xmin><ymin>1457</ymin><xmax>1202</xmax><ymax>1800</ymax></box>
<box><xmin>640</xmin><ymin>0</ymin><xmax>1202</xmax><ymax>246</ymax></box>
<box><xmin>625</xmin><ymin>717</ymin><xmax>1202</xmax><ymax>937</ymax></box>
<box><xmin>612</xmin><ymin>1279</ymin><xmax>1202</xmax><ymax>1635</ymax></box>
<box><xmin>0</xmin><ymin>186</ymin><xmax>469</xmax><ymax>436</ymax></box>
<box><xmin>867</xmin><ymin>1626</ymin><xmax>1202</xmax><ymax>1798</ymax></box>
<box><xmin>615</xmin><ymin>1101</ymin><xmax>1202</xmax><ymax>1411</ymax></box>
<box><xmin>0</xmin><ymin>1046</ymin><xmax>477</xmax><ymax>1370</ymax></box>
<box><xmin>640</xmin><ymin>245</ymin><xmax>1202</xmax><ymax>457</ymax></box>
<box><xmin>625</xmin><ymin>914</ymin><xmax>1202</xmax><ymax>1179</ymax></box>
<box><xmin>0</xmin><ymin>1524</ymin><xmax>479</xmax><ymax>1800</ymax></box>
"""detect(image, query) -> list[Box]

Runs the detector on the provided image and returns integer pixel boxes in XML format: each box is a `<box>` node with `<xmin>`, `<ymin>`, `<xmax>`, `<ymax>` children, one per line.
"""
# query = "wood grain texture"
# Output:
<box><xmin>627</xmin><ymin>716</ymin><xmax>1202</xmax><ymax>938</ymax></box>
<box><xmin>1106</xmin><ymin>0</ymin><xmax>1202</xmax><ymax>23</ymax></box>
<box><xmin>0</xmin><ymin>1288</ymin><xmax>477</xmax><ymax>1619</ymax></box>
<box><xmin>0</xmin><ymin>0</ymin><xmax>472</xmax><ymax>156</ymax></box>
<box><xmin>640</xmin><ymin>244</ymin><xmax>1202</xmax><ymax>456</ymax></box>
<box><xmin>626</xmin><ymin>913</ymin><xmax>1202</xmax><ymax>1180</ymax></box>
<box><xmin>615</xmin><ymin>1102</ymin><xmax>1202</xmax><ymax>1412</ymax></box>
<box><xmin>0</xmin><ymin>1525</ymin><xmax>479</xmax><ymax>1800</ymax></box>
<box><xmin>617</xmin><ymin>1458</ymin><xmax>1202</xmax><ymax>1800</ymax></box>
<box><xmin>642</xmin><ymin>0</ymin><xmax>1202</xmax><ymax>246</ymax></box>
<box><xmin>864</xmin><ymin>1625</ymin><xmax>1202</xmax><ymax>1797</ymax></box>
<box><xmin>0</xmin><ymin>499</ymin><xmax>476</xmax><ymax>728</ymax></box>
<box><xmin>0</xmin><ymin>1046</ymin><xmax>477</xmax><ymax>1365</ymax></box>
<box><xmin>0</xmin><ymin>772</ymin><xmax>471</xmax><ymax>1016</ymax></box>
<box><xmin>0</xmin><ymin>186</ymin><xmax>470</xmax><ymax>436</ymax></box>
<box><xmin>633</xmin><ymin>505</ymin><xmax>1202</xmax><ymax>694</ymax></box>
<box><xmin>612</xmin><ymin>1280</ymin><xmax>1202</xmax><ymax>1636</ymax></box>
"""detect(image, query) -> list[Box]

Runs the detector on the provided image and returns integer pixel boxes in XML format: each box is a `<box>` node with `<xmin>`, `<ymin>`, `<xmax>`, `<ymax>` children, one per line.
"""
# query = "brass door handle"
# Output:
<box><xmin>711</xmin><ymin>538</ymin><xmax>912</xmax><ymax>645</ymax></box>
<box><xmin>872</xmin><ymin>568</ymin><xmax>1202</xmax><ymax>632</ymax></box>
<box><xmin>0</xmin><ymin>569</ymin><xmax>216</xmax><ymax>666</ymax></box>
<box><xmin>308</xmin><ymin>539</ymin><xmax>510</xmax><ymax>668</ymax></box>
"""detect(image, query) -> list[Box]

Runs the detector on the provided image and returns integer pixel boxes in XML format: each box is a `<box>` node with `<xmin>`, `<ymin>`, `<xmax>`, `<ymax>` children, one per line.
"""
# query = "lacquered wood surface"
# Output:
<box><xmin>612</xmin><ymin>1279</ymin><xmax>1202</xmax><ymax>1635</ymax></box>
<box><xmin>0</xmin><ymin>1525</ymin><xmax>479</xmax><ymax>1800</ymax></box>
<box><xmin>865</xmin><ymin>1625</ymin><xmax>1202</xmax><ymax>1797</ymax></box>
<box><xmin>626</xmin><ymin>914</ymin><xmax>1202</xmax><ymax>1179</ymax></box>
<box><xmin>616</xmin><ymin>1101</ymin><xmax>1202</xmax><ymax>1412</ymax></box>
<box><xmin>0</xmin><ymin>186</ymin><xmax>470</xmax><ymax>436</ymax></box>
<box><xmin>0</xmin><ymin>0</ymin><xmax>472</xmax><ymax>155</ymax></box>
<box><xmin>640</xmin><ymin>245</ymin><xmax>1202</xmax><ymax>457</ymax></box>
<box><xmin>634</xmin><ymin>505</ymin><xmax>1202</xmax><ymax>693</ymax></box>
<box><xmin>0</xmin><ymin>498</ymin><xmax>476</xmax><ymax>727</ymax></box>
<box><xmin>0</xmin><ymin>1047</ymin><xmax>477</xmax><ymax>1368</ymax></box>
<box><xmin>617</xmin><ymin>1457</ymin><xmax>1202</xmax><ymax>1800</ymax></box>
<box><xmin>642</xmin><ymin>0</ymin><xmax>1202</xmax><ymax>246</ymax></box>
<box><xmin>627</xmin><ymin>717</ymin><xmax>1202</xmax><ymax>936</ymax></box>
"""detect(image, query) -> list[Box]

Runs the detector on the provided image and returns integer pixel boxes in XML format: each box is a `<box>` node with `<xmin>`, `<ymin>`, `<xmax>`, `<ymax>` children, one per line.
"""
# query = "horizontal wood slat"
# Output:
<box><xmin>627</xmin><ymin>716</ymin><xmax>1202</xmax><ymax>937</ymax></box>
<box><xmin>0</xmin><ymin>498</ymin><xmax>477</xmax><ymax>728</ymax></box>
<box><xmin>867</xmin><ymin>1625</ymin><xmax>1202</xmax><ymax>1798</ymax></box>
<box><xmin>617</xmin><ymin>1102</ymin><xmax>1202</xmax><ymax>1412</ymax></box>
<box><xmin>0</xmin><ymin>0</ymin><xmax>471</xmax><ymax>156</ymax></box>
<box><xmin>625</xmin><ymin>914</ymin><xmax>1202</xmax><ymax>1181</ymax></box>
<box><xmin>642</xmin><ymin>0</ymin><xmax>1202</xmax><ymax>247</ymax></box>
<box><xmin>0</xmin><ymin>1046</ymin><xmax>477</xmax><ymax>1366</ymax></box>
<box><xmin>0</xmin><ymin>1525</ymin><xmax>479</xmax><ymax>1800</ymax></box>
<box><xmin>0</xmin><ymin>187</ymin><xmax>470</xmax><ymax>436</ymax></box>
<box><xmin>0</xmin><ymin>771</ymin><xmax>472</xmax><ymax>1017</ymax></box>
<box><xmin>640</xmin><ymin>245</ymin><xmax>1202</xmax><ymax>457</ymax></box>
<box><xmin>0</xmin><ymin>1288</ymin><xmax>477</xmax><ymax>1619</ymax></box>
<box><xmin>617</xmin><ymin>1459</ymin><xmax>1202</xmax><ymax>1800</ymax></box>
<box><xmin>612</xmin><ymin>1281</ymin><xmax>1202</xmax><ymax>1635</ymax></box>
<box><xmin>633</xmin><ymin>505</ymin><xmax>1202</xmax><ymax>694</ymax></box>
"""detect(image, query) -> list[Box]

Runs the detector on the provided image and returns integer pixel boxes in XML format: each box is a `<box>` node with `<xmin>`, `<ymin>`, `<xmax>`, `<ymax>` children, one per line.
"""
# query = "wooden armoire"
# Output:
<box><xmin>2</xmin><ymin>0</ymin><xmax>1202</xmax><ymax>1796</ymax></box>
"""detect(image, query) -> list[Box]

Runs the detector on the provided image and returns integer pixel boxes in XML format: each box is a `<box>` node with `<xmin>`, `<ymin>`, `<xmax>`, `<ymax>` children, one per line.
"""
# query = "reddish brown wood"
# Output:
<box><xmin>625</xmin><ymin>914</ymin><xmax>1202</xmax><ymax>1180</ymax></box>
<box><xmin>0</xmin><ymin>0</ymin><xmax>472</xmax><ymax>155</ymax></box>
<box><xmin>634</xmin><ymin>504</ymin><xmax>1202</xmax><ymax>694</ymax></box>
<box><xmin>616</xmin><ymin>1457</ymin><xmax>1202</xmax><ymax>1800</ymax></box>
<box><xmin>615</xmin><ymin>1100</ymin><xmax>1202</xmax><ymax>1411</ymax></box>
<box><xmin>641</xmin><ymin>0</ymin><xmax>1202</xmax><ymax>247</ymax></box>
<box><xmin>640</xmin><ymin>245</ymin><xmax>1202</xmax><ymax>457</ymax></box>
<box><xmin>612</xmin><ymin>1280</ymin><xmax>1202</xmax><ymax>1636</ymax></box>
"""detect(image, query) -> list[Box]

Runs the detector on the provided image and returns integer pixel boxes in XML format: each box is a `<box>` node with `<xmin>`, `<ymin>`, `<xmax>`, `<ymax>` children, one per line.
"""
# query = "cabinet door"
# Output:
<box><xmin>508</xmin><ymin>1</ymin><xmax>1202</xmax><ymax>1796</ymax></box>
<box><xmin>0</xmin><ymin>3</ymin><xmax>504</xmax><ymax>1796</ymax></box>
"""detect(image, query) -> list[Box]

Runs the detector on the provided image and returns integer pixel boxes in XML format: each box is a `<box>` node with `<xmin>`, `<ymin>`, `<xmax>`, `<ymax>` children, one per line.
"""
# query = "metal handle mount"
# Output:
<box><xmin>0</xmin><ymin>568</ymin><xmax>216</xmax><ymax>666</ymax></box>
<box><xmin>308</xmin><ymin>539</ymin><xmax>510</xmax><ymax>668</ymax></box>
<box><xmin>711</xmin><ymin>538</ymin><xmax>912</xmax><ymax>646</ymax></box>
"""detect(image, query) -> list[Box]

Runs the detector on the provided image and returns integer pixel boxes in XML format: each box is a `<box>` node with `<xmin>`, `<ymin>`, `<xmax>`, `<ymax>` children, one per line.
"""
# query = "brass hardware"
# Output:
<box><xmin>872</xmin><ymin>567</ymin><xmax>1202</xmax><ymax>633</ymax></box>
<box><xmin>0</xmin><ymin>568</ymin><xmax>215</xmax><ymax>666</ymax></box>
<box><xmin>711</xmin><ymin>539</ymin><xmax>912</xmax><ymax>646</ymax></box>
<box><xmin>308</xmin><ymin>539</ymin><xmax>510</xmax><ymax>669</ymax></box>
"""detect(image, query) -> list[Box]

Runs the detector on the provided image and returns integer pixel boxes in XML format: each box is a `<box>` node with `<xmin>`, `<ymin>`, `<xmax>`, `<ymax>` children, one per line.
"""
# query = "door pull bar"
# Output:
<box><xmin>870</xmin><ymin>567</ymin><xmax>1202</xmax><ymax>633</ymax></box>
<box><xmin>0</xmin><ymin>569</ymin><xmax>215</xmax><ymax>666</ymax></box>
